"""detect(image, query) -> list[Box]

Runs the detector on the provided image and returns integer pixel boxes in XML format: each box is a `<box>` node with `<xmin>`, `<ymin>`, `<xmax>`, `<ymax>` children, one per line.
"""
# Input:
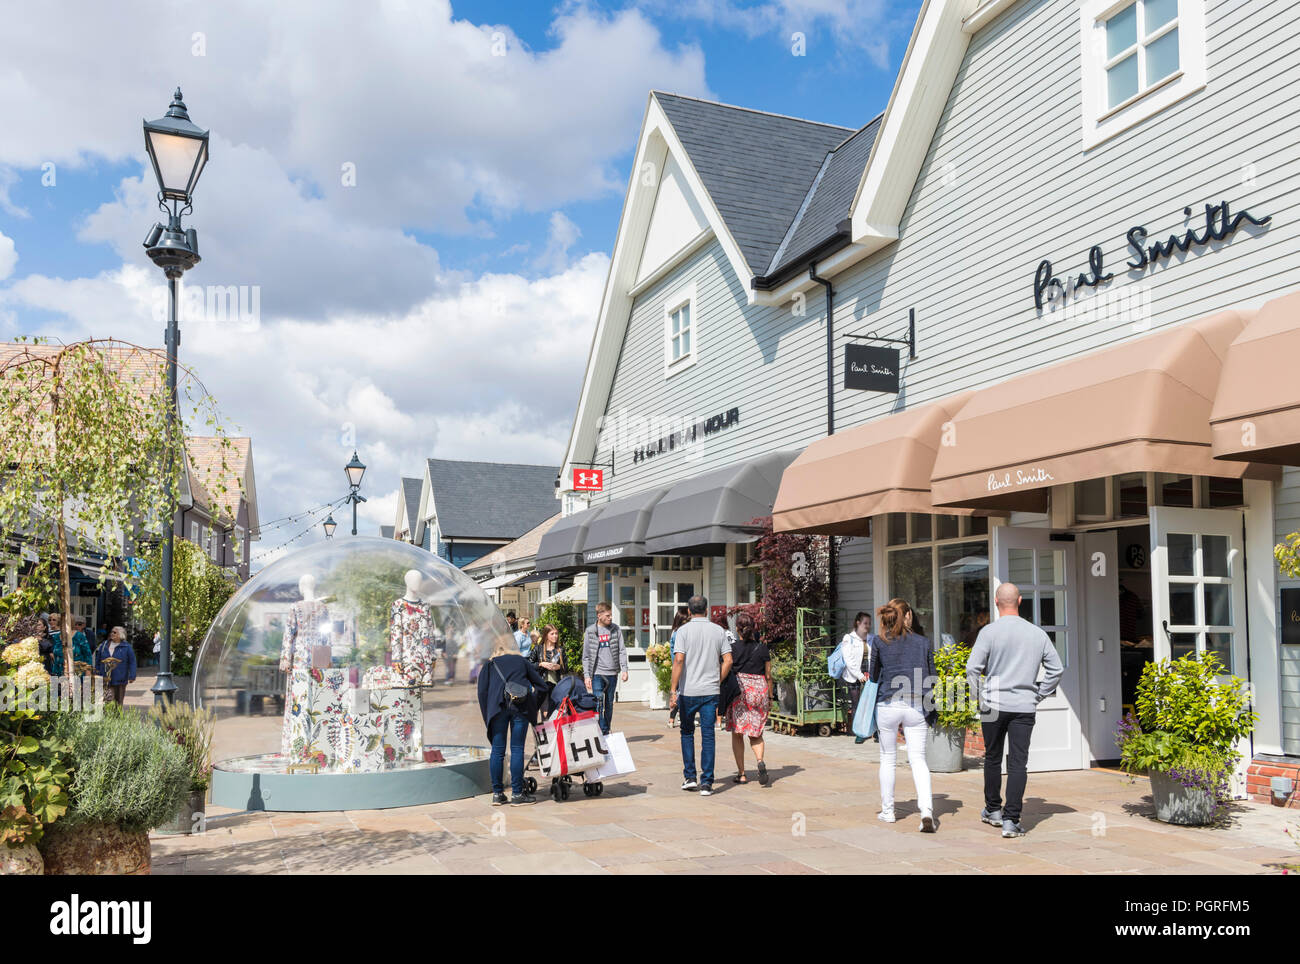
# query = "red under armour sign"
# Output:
<box><xmin>573</xmin><ymin>468</ymin><xmax>604</xmax><ymax>492</ymax></box>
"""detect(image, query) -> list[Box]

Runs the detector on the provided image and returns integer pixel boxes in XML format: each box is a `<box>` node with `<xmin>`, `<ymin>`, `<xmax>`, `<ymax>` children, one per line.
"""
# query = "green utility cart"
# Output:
<box><xmin>767</xmin><ymin>607</ymin><xmax>850</xmax><ymax>737</ymax></box>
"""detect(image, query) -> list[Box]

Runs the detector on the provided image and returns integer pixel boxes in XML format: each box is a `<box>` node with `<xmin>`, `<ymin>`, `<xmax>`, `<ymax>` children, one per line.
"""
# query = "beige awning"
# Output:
<box><xmin>1211</xmin><ymin>290</ymin><xmax>1300</xmax><ymax>465</ymax></box>
<box><xmin>929</xmin><ymin>310</ymin><xmax>1280</xmax><ymax>512</ymax></box>
<box><xmin>773</xmin><ymin>393</ymin><xmax>979</xmax><ymax>534</ymax></box>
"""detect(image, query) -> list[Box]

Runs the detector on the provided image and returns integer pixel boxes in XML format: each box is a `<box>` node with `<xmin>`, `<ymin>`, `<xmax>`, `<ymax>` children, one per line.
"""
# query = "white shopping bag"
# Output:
<box><xmin>559</xmin><ymin>715</ymin><xmax>608</xmax><ymax>774</ymax></box>
<box><xmin>590</xmin><ymin>731</ymin><xmax>636</xmax><ymax>780</ymax></box>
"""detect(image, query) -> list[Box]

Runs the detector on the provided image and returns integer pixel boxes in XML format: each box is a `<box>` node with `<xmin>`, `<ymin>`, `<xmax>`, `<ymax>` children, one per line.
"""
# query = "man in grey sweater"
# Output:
<box><xmin>966</xmin><ymin>582</ymin><xmax>1064</xmax><ymax>839</ymax></box>
<box><xmin>583</xmin><ymin>602</ymin><xmax>629</xmax><ymax>735</ymax></box>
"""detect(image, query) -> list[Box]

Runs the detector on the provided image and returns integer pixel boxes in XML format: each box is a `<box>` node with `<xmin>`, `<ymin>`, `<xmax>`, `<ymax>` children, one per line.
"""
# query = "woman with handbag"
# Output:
<box><xmin>530</xmin><ymin>624</ymin><xmax>567</xmax><ymax>715</ymax></box>
<box><xmin>868</xmin><ymin>598</ymin><xmax>938</xmax><ymax>833</ymax></box>
<box><xmin>724</xmin><ymin>611</ymin><xmax>772</xmax><ymax>786</ymax></box>
<box><xmin>477</xmin><ymin>633</ymin><xmax>547</xmax><ymax>806</ymax></box>
<box><xmin>837</xmin><ymin>611</ymin><xmax>875</xmax><ymax>741</ymax></box>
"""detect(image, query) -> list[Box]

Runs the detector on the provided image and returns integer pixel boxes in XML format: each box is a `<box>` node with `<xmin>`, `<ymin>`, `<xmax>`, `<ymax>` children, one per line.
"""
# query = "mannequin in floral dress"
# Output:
<box><xmin>390</xmin><ymin>569</ymin><xmax>436</xmax><ymax>686</ymax></box>
<box><xmin>279</xmin><ymin>573</ymin><xmax>331</xmax><ymax>756</ymax></box>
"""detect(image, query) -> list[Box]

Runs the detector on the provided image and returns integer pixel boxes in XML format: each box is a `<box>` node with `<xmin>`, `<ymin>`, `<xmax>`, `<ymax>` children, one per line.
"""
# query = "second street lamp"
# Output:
<box><xmin>142</xmin><ymin>87</ymin><xmax>209</xmax><ymax>708</ymax></box>
<box><xmin>344</xmin><ymin>451</ymin><xmax>366</xmax><ymax>536</ymax></box>
<box><xmin>322</xmin><ymin>514</ymin><xmax>337</xmax><ymax>539</ymax></box>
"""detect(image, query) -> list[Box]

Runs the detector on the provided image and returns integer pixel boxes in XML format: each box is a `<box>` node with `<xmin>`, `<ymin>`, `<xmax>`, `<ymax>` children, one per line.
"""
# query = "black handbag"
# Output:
<box><xmin>493</xmin><ymin>658</ymin><xmax>531</xmax><ymax>707</ymax></box>
<box><xmin>719</xmin><ymin>671</ymin><xmax>742</xmax><ymax>715</ymax></box>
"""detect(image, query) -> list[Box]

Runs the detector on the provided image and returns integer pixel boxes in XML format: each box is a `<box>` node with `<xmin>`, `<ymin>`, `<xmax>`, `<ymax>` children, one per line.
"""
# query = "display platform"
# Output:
<box><xmin>211</xmin><ymin>744</ymin><xmax>491</xmax><ymax>812</ymax></box>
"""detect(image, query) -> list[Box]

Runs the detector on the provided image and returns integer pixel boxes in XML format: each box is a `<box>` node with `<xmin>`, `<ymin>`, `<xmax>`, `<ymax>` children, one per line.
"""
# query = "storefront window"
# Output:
<box><xmin>1203</xmin><ymin>477</ymin><xmax>1244</xmax><ymax>508</ymax></box>
<box><xmin>935</xmin><ymin>515</ymin><xmax>959</xmax><ymax>541</ymax></box>
<box><xmin>1075</xmin><ymin>478</ymin><xmax>1107</xmax><ymax>519</ymax></box>
<box><xmin>910</xmin><ymin>513</ymin><xmax>932</xmax><ymax>543</ymax></box>
<box><xmin>1158</xmin><ymin>473</ymin><xmax>1194</xmax><ymax>507</ymax></box>
<box><xmin>938</xmin><ymin>541</ymin><xmax>989</xmax><ymax>647</ymax></box>
<box><xmin>887</xmin><ymin>546</ymin><xmax>934</xmax><ymax>637</ymax></box>
<box><xmin>886</xmin><ymin>513</ymin><xmax>907</xmax><ymax>546</ymax></box>
<box><xmin>1115</xmin><ymin>473</ymin><xmax>1148</xmax><ymax>517</ymax></box>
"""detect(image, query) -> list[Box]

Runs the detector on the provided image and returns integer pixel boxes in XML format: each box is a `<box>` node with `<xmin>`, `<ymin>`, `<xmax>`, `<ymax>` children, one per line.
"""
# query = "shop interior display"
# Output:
<box><xmin>194</xmin><ymin>538</ymin><xmax>507</xmax><ymax>775</ymax></box>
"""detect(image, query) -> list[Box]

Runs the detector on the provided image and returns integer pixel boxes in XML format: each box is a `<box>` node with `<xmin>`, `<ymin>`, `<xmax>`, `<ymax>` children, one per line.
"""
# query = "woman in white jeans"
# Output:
<box><xmin>867</xmin><ymin>598</ymin><xmax>937</xmax><ymax>833</ymax></box>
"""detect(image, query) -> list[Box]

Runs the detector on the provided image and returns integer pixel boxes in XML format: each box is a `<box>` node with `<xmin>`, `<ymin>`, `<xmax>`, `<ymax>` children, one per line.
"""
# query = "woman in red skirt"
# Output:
<box><xmin>724</xmin><ymin>610</ymin><xmax>772</xmax><ymax>786</ymax></box>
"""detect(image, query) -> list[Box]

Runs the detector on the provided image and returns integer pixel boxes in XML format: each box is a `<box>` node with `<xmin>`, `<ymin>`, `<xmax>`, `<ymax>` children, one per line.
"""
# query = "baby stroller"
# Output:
<box><xmin>523</xmin><ymin>676</ymin><xmax>607</xmax><ymax>801</ymax></box>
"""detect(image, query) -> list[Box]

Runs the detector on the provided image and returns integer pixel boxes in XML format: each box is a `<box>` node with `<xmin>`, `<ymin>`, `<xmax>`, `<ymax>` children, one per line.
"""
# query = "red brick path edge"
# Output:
<box><xmin>1247</xmin><ymin>759</ymin><xmax>1300</xmax><ymax>809</ymax></box>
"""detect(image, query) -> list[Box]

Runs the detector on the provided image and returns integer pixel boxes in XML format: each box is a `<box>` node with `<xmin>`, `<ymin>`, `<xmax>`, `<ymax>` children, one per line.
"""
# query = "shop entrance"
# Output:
<box><xmin>992</xmin><ymin>526</ymin><xmax>1087</xmax><ymax>771</ymax></box>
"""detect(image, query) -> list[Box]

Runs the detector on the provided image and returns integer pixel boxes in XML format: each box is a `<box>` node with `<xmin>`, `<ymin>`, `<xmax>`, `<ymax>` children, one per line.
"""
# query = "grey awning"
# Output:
<box><xmin>645</xmin><ymin>450</ymin><xmax>800</xmax><ymax>556</ymax></box>
<box><xmin>580</xmin><ymin>487</ymin><xmax>669</xmax><ymax>565</ymax></box>
<box><xmin>534</xmin><ymin>505</ymin><xmax>604</xmax><ymax>572</ymax></box>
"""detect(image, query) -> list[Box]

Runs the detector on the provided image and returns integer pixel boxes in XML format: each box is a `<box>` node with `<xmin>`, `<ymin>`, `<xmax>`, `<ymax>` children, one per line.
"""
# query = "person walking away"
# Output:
<box><xmin>868</xmin><ymin>599</ymin><xmax>937</xmax><ymax>832</ymax></box>
<box><xmin>724</xmin><ymin>610</ymin><xmax>771</xmax><ymax>786</ymax></box>
<box><xmin>966</xmin><ymin>581</ymin><xmax>1064</xmax><ymax>838</ymax></box>
<box><xmin>530</xmin><ymin>624</ymin><xmax>567</xmax><ymax>715</ymax></box>
<box><xmin>94</xmin><ymin>626</ymin><xmax>136</xmax><ymax>704</ymax></box>
<box><xmin>669</xmin><ymin>595</ymin><xmax>732</xmax><ymax>796</ymax></box>
<box><xmin>477</xmin><ymin>633</ymin><xmax>547</xmax><ymax>806</ymax></box>
<box><xmin>838</xmin><ymin>611</ymin><xmax>876</xmax><ymax>743</ymax></box>
<box><xmin>514</xmin><ymin>616</ymin><xmax>532</xmax><ymax>658</ymax></box>
<box><xmin>666</xmin><ymin>606</ymin><xmax>689</xmax><ymax>728</ymax></box>
<box><xmin>582</xmin><ymin>602</ymin><xmax>628</xmax><ymax>735</ymax></box>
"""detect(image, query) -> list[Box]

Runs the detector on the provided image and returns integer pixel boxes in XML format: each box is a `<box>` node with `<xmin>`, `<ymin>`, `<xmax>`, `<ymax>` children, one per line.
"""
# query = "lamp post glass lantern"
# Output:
<box><xmin>323</xmin><ymin>514</ymin><xmax>337</xmax><ymax>539</ymax></box>
<box><xmin>344</xmin><ymin>452</ymin><xmax>366</xmax><ymax>536</ymax></box>
<box><xmin>142</xmin><ymin>87</ymin><xmax>209</xmax><ymax>707</ymax></box>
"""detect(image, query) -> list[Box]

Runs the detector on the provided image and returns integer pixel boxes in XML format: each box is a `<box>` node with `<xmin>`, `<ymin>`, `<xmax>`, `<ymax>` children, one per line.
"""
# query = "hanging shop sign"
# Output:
<box><xmin>573</xmin><ymin>468</ymin><xmax>604</xmax><ymax>492</ymax></box>
<box><xmin>1282</xmin><ymin>589</ymin><xmax>1300</xmax><ymax>646</ymax></box>
<box><xmin>844</xmin><ymin>344</ymin><xmax>900</xmax><ymax>393</ymax></box>
<box><xmin>1033</xmin><ymin>199</ymin><xmax>1272</xmax><ymax>310</ymax></box>
<box><xmin>631</xmin><ymin>407</ymin><xmax>740</xmax><ymax>464</ymax></box>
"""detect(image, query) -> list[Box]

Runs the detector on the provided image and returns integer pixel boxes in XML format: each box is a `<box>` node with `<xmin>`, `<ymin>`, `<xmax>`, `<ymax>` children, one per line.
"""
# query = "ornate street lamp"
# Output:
<box><xmin>322</xmin><ymin>514</ymin><xmax>338</xmax><ymax>539</ymax></box>
<box><xmin>142</xmin><ymin>87</ymin><xmax>209</xmax><ymax>707</ymax></box>
<box><xmin>344</xmin><ymin>452</ymin><xmax>366</xmax><ymax>536</ymax></box>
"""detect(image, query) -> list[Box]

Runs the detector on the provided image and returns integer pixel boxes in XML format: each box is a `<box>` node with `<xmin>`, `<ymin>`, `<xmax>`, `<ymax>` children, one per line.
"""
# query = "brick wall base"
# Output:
<box><xmin>964</xmin><ymin>729</ymin><xmax>985</xmax><ymax>757</ymax></box>
<box><xmin>1246</xmin><ymin>758</ymin><xmax>1300</xmax><ymax>808</ymax></box>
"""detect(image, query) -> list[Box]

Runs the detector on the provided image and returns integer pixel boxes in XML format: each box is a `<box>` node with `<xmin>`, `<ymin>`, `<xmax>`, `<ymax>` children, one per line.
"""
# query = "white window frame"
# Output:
<box><xmin>662</xmin><ymin>283</ymin><xmax>697</xmax><ymax>378</ymax></box>
<box><xmin>1080</xmin><ymin>0</ymin><xmax>1206</xmax><ymax>151</ymax></box>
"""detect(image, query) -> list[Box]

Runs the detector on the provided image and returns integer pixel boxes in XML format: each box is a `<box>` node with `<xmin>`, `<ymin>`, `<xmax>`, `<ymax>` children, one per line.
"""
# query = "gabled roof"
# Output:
<box><xmin>186</xmin><ymin>436</ymin><xmax>258</xmax><ymax>534</ymax></box>
<box><xmin>380</xmin><ymin>525</ymin><xmax>395</xmax><ymax>539</ymax></box>
<box><xmin>653</xmin><ymin>93</ymin><xmax>854</xmax><ymax>278</ymax></box>
<box><xmin>463</xmin><ymin>512</ymin><xmax>561</xmax><ymax>577</ymax></box>
<box><xmin>424</xmin><ymin>459</ymin><xmax>558</xmax><ymax>541</ymax></box>
<box><xmin>395</xmin><ymin>476</ymin><xmax>421</xmax><ymax>539</ymax></box>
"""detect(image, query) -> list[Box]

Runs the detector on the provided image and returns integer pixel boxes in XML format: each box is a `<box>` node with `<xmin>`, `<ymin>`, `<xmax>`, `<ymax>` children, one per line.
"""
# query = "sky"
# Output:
<box><xmin>0</xmin><ymin>0</ymin><xmax>919</xmax><ymax>564</ymax></box>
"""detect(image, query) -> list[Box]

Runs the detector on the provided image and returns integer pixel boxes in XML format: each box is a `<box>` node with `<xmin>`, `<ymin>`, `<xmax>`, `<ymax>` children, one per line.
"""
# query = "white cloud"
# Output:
<box><xmin>532</xmin><ymin>212</ymin><xmax>583</xmax><ymax>274</ymax></box>
<box><xmin>0</xmin><ymin>231</ymin><xmax>15</xmax><ymax>281</ymax></box>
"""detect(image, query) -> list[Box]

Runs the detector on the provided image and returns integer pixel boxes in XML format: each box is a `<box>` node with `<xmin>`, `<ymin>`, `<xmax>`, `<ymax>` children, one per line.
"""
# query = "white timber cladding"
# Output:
<box><xmin>836</xmin><ymin>535</ymin><xmax>875</xmax><ymax>622</ymax></box>
<box><xmin>662</xmin><ymin>282</ymin><xmax>697</xmax><ymax>376</ymax></box>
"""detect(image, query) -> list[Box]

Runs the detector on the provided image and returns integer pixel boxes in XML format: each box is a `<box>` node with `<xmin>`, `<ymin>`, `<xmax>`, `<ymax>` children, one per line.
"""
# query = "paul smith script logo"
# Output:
<box><xmin>988</xmin><ymin>468</ymin><xmax>1055</xmax><ymax>492</ymax></box>
<box><xmin>849</xmin><ymin>362</ymin><xmax>895</xmax><ymax>376</ymax></box>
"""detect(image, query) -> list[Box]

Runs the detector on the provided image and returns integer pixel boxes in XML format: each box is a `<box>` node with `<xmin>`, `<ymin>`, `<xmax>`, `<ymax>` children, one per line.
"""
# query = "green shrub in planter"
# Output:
<box><xmin>932</xmin><ymin>643</ymin><xmax>980</xmax><ymax>732</ymax></box>
<box><xmin>56</xmin><ymin>704</ymin><xmax>191</xmax><ymax>834</ymax></box>
<box><xmin>148</xmin><ymin>700</ymin><xmax>215</xmax><ymax>792</ymax></box>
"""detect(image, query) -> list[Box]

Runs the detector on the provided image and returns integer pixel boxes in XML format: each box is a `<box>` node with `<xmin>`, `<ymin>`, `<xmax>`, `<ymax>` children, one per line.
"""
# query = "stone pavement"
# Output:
<box><xmin>143</xmin><ymin>671</ymin><xmax>1300</xmax><ymax>875</ymax></box>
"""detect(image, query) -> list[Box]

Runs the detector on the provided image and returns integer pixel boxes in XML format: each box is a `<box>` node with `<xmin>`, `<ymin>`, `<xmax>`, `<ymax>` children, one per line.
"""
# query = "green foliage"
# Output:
<box><xmin>537</xmin><ymin>600</ymin><xmax>582</xmax><ymax>677</ymax></box>
<box><xmin>56</xmin><ymin>704</ymin><xmax>191</xmax><ymax>834</ymax></box>
<box><xmin>318</xmin><ymin>554</ymin><xmax>409</xmax><ymax>665</ymax></box>
<box><xmin>646</xmin><ymin>644</ymin><xmax>673</xmax><ymax>696</ymax></box>
<box><xmin>0</xmin><ymin>706</ymin><xmax>71</xmax><ymax>848</ymax></box>
<box><xmin>0</xmin><ymin>338</ymin><xmax>235</xmax><ymax>677</ymax></box>
<box><xmin>769</xmin><ymin>659</ymin><xmax>797</xmax><ymax>683</ymax></box>
<box><xmin>932</xmin><ymin>642</ymin><xmax>979</xmax><ymax>732</ymax></box>
<box><xmin>148</xmin><ymin>700</ymin><xmax>215</xmax><ymax>792</ymax></box>
<box><xmin>133</xmin><ymin>537</ymin><xmax>238</xmax><ymax>675</ymax></box>
<box><xmin>1276</xmin><ymin>531</ymin><xmax>1300</xmax><ymax>578</ymax></box>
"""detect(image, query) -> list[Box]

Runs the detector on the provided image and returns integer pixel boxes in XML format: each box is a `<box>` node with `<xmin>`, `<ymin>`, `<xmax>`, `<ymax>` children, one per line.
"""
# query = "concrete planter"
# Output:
<box><xmin>776</xmin><ymin>681</ymin><xmax>797</xmax><ymax>713</ymax></box>
<box><xmin>1149</xmin><ymin>771</ymin><xmax>1216</xmax><ymax>825</ymax></box>
<box><xmin>40</xmin><ymin>822</ymin><xmax>151</xmax><ymax>875</ymax></box>
<box><xmin>649</xmin><ymin>686</ymin><xmax>668</xmax><ymax>710</ymax></box>
<box><xmin>155</xmin><ymin>789</ymin><xmax>207</xmax><ymax>835</ymax></box>
<box><xmin>926</xmin><ymin>726</ymin><xmax>966</xmax><ymax>773</ymax></box>
<box><xmin>0</xmin><ymin>843</ymin><xmax>44</xmax><ymax>875</ymax></box>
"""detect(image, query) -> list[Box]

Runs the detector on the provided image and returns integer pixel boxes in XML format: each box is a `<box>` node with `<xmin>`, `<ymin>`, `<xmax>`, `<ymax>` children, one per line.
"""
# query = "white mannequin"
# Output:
<box><xmin>299</xmin><ymin>573</ymin><xmax>318</xmax><ymax>602</ymax></box>
<box><xmin>402</xmin><ymin>569</ymin><xmax>422</xmax><ymax>602</ymax></box>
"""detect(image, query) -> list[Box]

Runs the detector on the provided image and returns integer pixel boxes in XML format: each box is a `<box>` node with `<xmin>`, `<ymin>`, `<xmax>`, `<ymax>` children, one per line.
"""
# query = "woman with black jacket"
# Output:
<box><xmin>477</xmin><ymin>634</ymin><xmax>547</xmax><ymax>806</ymax></box>
<box><xmin>868</xmin><ymin>598</ymin><xmax>937</xmax><ymax>833</ymax></box>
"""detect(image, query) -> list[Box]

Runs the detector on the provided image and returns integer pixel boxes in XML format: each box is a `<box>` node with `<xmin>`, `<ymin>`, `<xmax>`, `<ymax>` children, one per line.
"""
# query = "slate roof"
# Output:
<box><xmin>400</xmin><ymin>476</ymin><xmax>422</xmax><ymax>536</ymax></box>
<box><xmin>426</xmin><ymin>459</ymin><xmax>559</xmax><ymax>540</ymax></box>
<box><xmin>187</xmin><ymin>436</ymin><xmax>254</xmax><ymax>526</ymax></box>
<box><xmin>462</xmin><ymin>512</ymin><xmax>561</xmax><ymax>576</ymax></box>
<box><xmin>380</xmin><ymin>525</ymin><xmax>395</xmax><ymax>539</ymax></box>
<box><xmin>654</xmin><ymin>93</ymin><xmax>853</xmax><ymax>277</ymax></box>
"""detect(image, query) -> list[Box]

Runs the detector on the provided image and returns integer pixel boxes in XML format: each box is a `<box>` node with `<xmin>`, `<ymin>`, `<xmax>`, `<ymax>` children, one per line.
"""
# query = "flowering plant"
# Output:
<box><xmin>2</xmin><ymin>638</ymin><xmax>42</xmax><ymax>667</ymax></box>
<box><xmin>13</xmin><ymin>662</ymin><xmax>50</xmax><ymax>690</ymax></box>
<box><xmin>646</xmin><ymin>644</ymin><xmax>673</xmax><ymax>697</ymax></box>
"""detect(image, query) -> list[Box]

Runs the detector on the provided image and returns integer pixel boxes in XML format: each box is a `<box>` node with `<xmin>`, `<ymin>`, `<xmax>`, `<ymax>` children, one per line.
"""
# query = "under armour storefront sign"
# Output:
<box><xmin>845</xmin><ymin>344</ymin><xmax>900</xmax><ymax>393</ymax></box>
<box><xmin>573</xmin><ymin>468</ymin><xmax>604</xmax><ymax>491</ymax></box>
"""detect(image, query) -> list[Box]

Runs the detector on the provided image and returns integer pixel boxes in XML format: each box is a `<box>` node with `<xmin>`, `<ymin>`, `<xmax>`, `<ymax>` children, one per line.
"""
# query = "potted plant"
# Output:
<box><xmin>770</xmin><ymin>659</ymin><xmax>797</xmax><ymax>712</ymax></box>
<box><xmin>41</xmin><ymin>704</ymin><xmax>191</xmax><ymax>874</ymax></box>
<box><xmin>645</xmin><ymin>643</ymin><xmax>672</xmax><ymax>710</ymax></box>
<box><xmin>927</xmin><ymin>642</ymin><xmax>978</xmax><ymax>772</ymax></box>
<box><xmin>148</xmin><ymin>700</ymin><xmax>216</xmax><ymax>835</ymax></box>
<box><xmin>1115</xmin><ymin>652</ymin><xmax>1255</xmax><ymax>825</ymax></box>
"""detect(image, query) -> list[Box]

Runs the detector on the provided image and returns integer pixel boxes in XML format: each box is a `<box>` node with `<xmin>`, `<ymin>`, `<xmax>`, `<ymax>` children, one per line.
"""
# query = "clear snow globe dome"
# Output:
<box><xmin>194</xmin><ymin>537</ymin><xmax>511</xmax><ymax>773</ymax></box>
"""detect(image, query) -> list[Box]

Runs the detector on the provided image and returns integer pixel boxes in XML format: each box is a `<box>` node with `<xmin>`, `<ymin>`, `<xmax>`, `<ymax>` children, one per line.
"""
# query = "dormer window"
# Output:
<box><xmin>663</xmin><ymin>283</ymin><xmax>697</xmax><ymax>377</ymax></box>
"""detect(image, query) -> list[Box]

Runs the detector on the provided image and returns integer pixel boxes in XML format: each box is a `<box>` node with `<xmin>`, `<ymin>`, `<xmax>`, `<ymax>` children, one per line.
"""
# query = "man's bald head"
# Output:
<box><xmin>995</xmin><ymin>582</ymin><xmax>1021</xmax><ymax>614</ymax></box>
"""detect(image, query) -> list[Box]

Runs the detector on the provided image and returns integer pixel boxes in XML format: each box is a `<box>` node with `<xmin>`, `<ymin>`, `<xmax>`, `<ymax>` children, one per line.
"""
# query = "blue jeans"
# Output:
<box><xmin>592</xmin><ymin>674</ymin><xmax>618</xmax><ymax>735</ymax></box>
<box><xmin>679</xmin><ymin>694</ymin><xmax>719</xmax><ymax>787</ymax></box>
<box><xmin>489</xmin><ymin>711</ymin><xmax>529</xmax><ymax>796</ymax></box>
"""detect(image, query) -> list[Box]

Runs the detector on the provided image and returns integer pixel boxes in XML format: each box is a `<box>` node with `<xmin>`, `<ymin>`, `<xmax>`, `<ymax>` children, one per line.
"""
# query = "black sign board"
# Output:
<box><xmin>1282</xmin><ymin>588</ymin><xmax>1300</xmax><ymax>646</ymax></box>
<box><xmin>844</xmin><ymin>344</ymin><xmax>899</xmax><ymax>393</ymax></box>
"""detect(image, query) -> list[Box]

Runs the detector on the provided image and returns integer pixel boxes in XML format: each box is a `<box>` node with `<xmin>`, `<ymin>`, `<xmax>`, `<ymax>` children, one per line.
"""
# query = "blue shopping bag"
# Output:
<box><xmin>851</xmin><ymin>678</ymin><xmax>879</xmax><ymax>740</ymax></box>
<box><xmin>826</xmin><ymin>641</ymin><xmax>846</xmax><ymax>679</ymax></box>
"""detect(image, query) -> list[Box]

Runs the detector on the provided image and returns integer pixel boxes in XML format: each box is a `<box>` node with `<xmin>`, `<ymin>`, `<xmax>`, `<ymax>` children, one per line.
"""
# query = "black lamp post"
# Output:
<box><xmin>142</xmin><ymin>87</ymin><xmax>209</xmax><ymax>707</ymax></box>
<box><xmin>344</xmin><ymin>452</ymin><xmax>366</xmax><ymax>536</ymax></box>
<box><xmin>322</xmin><ymin>514</ymin><xmax>338</xmax><ymax>539</ymax></box>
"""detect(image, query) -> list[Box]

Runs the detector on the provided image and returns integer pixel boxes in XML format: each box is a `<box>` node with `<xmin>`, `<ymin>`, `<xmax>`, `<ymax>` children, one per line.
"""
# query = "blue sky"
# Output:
<box><xmin>0</xmin><ymin>0</ymin><xmax>920</xmax><ymax>560</ymax></box>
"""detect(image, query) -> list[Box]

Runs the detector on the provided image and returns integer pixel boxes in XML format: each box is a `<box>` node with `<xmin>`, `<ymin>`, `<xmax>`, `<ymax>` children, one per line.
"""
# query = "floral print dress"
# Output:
<box><xmin>280</xmin><ymin>598</ymin><xmax>330</xmax><ymax>756</ymax></box>
<box><xmin>389</xmin><ymin>598</ymin><xmax>436</xmax><ymax>686</ymax></box>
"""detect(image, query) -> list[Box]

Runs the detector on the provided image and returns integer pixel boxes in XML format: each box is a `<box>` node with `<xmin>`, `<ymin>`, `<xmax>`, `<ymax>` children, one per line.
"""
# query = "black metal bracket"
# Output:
<box><xmin>844</xmin><ymin>307</ymin><xmax>917</xmax><ymax>359</ymax></box>
<box><xmin>568</xmin><ymin>455</ymin><xmax>614</xmax><ymax>479</ymax></box>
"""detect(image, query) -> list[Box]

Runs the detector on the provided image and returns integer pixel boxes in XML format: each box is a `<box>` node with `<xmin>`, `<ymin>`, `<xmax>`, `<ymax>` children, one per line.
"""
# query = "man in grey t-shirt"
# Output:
<box><xmin>670</xmin><ymin>595</ymin><xmax>732</xmax><ymax>795</ymax></box>
<box><xmin>966</xmin><ymin>581</ymin><xmax>1064</xmax><ymax>839</ymax></box>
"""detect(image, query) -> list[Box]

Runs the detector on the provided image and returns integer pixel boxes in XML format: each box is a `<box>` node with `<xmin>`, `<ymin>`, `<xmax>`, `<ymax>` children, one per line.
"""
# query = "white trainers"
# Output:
<box><xmin>920</xmin><ymin>810</ymin><xmax>936</xmax><ymax>833</ymax></box>
<box><xmin>877</xmin><ymin>810</ymin><xmax>896</xmax><ymax>823</ymax></box>
<box><xmin>681</xmin><ymin>779</ymin><xmax>698</xmax><ymax>791</ymax></box>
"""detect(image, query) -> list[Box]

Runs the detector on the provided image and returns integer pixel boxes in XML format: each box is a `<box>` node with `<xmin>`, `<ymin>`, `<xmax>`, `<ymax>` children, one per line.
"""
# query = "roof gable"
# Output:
<box><xmin>395</xmin><ymin>476</ymin><xmax>421</xmax><ymax>538</ymax></box>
